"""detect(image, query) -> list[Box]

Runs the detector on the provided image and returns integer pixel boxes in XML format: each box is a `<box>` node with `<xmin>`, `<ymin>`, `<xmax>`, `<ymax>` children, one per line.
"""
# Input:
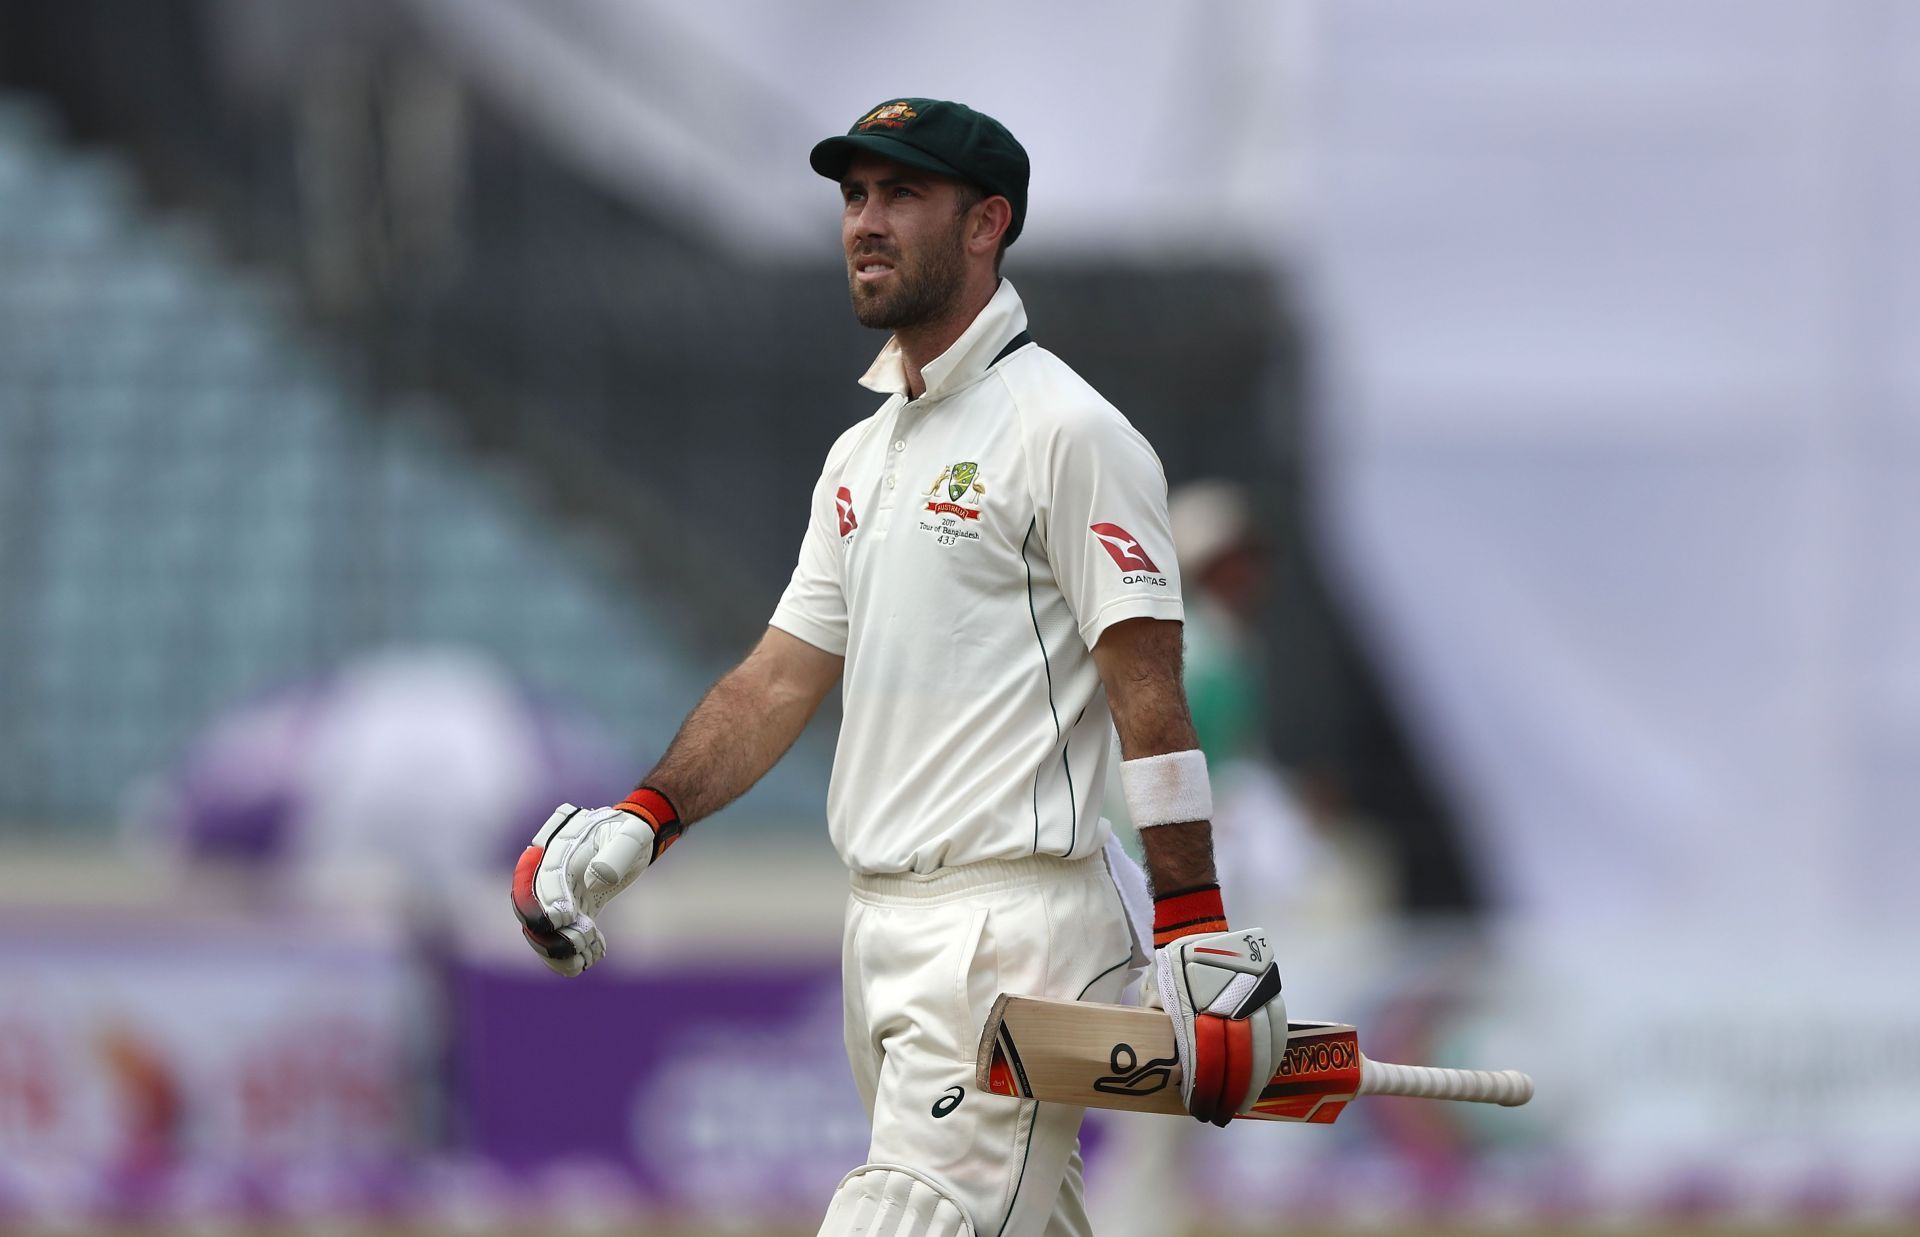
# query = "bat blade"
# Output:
<box><xmin>975</xmin><ymin>993</ymin><xmax>1362</xmax><ymax>1124</ymax></box>
<box><xmin>978</xmin><ymin>994</ymin><xmax>1532</xmax><ymax>1123</ymax></box>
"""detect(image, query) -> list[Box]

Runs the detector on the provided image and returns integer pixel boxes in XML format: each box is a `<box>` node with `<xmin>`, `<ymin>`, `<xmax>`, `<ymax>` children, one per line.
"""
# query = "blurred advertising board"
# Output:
<box><xmin>2</xmin><ymin>912</ymin><xmax>1914</xmax><ymax>1228</ymax></box>
<box><xmin>0</xmin><ymin>914</ymin><xmax>429</xmax><ymax>1226</ymax></box>
<box><xmin>446</xmin><ymin>958</ymin><xmax>868</xmax><ymax>1218</ymax></box>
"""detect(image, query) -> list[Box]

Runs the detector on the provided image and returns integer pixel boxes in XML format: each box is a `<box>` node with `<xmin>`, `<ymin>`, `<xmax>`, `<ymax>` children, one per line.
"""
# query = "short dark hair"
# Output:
<box><xmin>953</xmin><ymin>182</ymin><xmax>1010</xmax><ymax>274</ymax></box>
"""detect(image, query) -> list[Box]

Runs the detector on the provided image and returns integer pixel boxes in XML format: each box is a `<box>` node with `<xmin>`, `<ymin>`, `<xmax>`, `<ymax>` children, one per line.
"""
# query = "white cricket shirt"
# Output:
<box><xmin>771</xmin><ymin>280</ymin><xmax>1184</xmax><ymax>875</ymax></box>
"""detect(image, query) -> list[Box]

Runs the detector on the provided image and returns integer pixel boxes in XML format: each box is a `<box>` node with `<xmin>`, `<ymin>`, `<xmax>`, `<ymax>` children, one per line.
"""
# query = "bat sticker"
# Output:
<box><xmin>1093</xmin><ymin>1042</ymin><xmax>1178</xmax><ymax>1097</ymax></box>
<box><xmin>977</xmin><ymin>994</ymin><xmax>1533</xmax><ymax>1124</ymax></box>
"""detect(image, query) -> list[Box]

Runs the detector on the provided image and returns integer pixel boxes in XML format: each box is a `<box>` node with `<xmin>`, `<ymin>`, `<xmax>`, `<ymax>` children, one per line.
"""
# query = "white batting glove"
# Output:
<box><xmin>1146</xmin><ymin>927</ymin><xmax>1287</xmax><ymax>1126</ymax></box>
<box><xmin>510</xmin><ymin>790</ymin><xmax>682</xmax><ymax>976</ymax></box>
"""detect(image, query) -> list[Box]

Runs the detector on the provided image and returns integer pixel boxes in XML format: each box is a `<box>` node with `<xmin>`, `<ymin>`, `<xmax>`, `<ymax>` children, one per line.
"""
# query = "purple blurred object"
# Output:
<box><xmin>148</xmin><ymin>648</ymin><xmax>633</xmax><ymax>878</ymax></box>
<box><xmin>446</xmin><ymin>958</ymin><xmax>868</xmax><ymax>1212</ymax></box>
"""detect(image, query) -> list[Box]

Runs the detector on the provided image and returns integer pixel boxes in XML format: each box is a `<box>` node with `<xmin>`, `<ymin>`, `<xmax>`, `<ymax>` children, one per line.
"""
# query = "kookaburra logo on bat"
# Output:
<box><xmin>1092</xmin><ymin>1041</ymin><xmax>1177</xmax><ymax>1097</ymax></box>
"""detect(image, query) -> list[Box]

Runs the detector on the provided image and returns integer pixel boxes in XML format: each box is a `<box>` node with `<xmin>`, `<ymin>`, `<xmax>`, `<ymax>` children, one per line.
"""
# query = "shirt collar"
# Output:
<box><xmin>857</xmin><ymin>279</ymin><xmax>1030</xmax><ymax>402</ymax></box>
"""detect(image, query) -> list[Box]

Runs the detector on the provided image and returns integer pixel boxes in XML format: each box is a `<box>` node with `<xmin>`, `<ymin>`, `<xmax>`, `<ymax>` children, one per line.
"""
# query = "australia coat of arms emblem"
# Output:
<box><xmin>925</xmin><ymin>461</ymin><xmax>985</xmax><ymax>520</ymax></box>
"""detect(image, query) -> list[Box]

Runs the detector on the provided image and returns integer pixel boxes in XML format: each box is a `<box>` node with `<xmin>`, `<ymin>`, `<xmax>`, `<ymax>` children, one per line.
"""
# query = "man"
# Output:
<box><xmin>511</xmin><ymin>98</ymin><xmax>1289</xmax><ymax>1237</ymax></box>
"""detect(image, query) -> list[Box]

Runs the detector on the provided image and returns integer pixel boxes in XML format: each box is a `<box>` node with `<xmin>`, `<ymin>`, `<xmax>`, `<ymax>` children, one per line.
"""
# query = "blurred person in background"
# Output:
<box><xmin>1091</xmin><ymin>479</ymin><xmax>1389</xmax><ymax>1236</ymax></box>
<box><xmin>131</xmin><ymin>646</ymin><xmax>631</xmax><ymax>917</ymax></box>
<box><xmin>1172</xmin><ymin>479</ymin><xmax>1319</xmax><ymax>895</ymax></box>
<box><xmin>510</xmin><ymin>98</ymin><xmax>1293</xmax><ymax>1236</ymax></box>
<box><xmin>1168</xmin><ymin>479</ymin><xmax>1388</xmax><ymax>918</ymax></box>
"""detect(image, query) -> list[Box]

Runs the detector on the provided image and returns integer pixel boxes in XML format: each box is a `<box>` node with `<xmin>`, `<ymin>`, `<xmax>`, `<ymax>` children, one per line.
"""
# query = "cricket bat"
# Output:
<box><xmin>976</xmin><ymin>993</ymin><xmax>1533</xmax><ymax>1125</ymax></box>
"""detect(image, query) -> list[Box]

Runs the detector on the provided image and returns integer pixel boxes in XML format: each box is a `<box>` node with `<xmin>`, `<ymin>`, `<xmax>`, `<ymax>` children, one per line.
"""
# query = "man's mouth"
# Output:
<box><xmin>853</xmin><ymin>255</ymin><xmax>896</xmax><ymax>284</ymax></box>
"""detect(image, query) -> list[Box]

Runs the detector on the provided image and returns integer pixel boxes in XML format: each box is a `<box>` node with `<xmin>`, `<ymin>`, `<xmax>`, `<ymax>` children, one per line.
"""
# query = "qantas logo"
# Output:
<box><xmin>835</xmin><ymin>487</ymin><xmax>858</xmax><ymax>538</ymax></box>
<box><xmin>1089</xmin><ymin>524</ymin><xmax>1156</xmax><ymax>570</ymax></box>
<box><xmin>1089</xmin><ymin>523</ymin><xmax>1166</xmax><ymax>585</ymax></box>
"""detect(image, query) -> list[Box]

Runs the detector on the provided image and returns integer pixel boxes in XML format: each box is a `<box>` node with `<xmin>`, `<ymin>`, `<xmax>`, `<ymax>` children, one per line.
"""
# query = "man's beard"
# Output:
<box><xmin>847</xmin><ymin>227</ymin><xmax>969</xmax><ymax>330</ymax></box>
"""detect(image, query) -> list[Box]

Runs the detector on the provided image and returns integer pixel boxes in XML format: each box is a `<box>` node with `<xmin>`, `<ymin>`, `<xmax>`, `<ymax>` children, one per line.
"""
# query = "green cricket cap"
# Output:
<box><xmin>809</xmin><ymin>97</ymin><xmax>1030</xmax><ymax>245</ymax></box>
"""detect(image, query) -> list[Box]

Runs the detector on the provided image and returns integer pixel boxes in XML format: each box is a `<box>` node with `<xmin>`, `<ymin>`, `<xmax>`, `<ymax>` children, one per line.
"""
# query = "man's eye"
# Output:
<box><xmin>894</xmin><ymin>187</ymin><xmax>915</xmax><ymax>199</ymax></box>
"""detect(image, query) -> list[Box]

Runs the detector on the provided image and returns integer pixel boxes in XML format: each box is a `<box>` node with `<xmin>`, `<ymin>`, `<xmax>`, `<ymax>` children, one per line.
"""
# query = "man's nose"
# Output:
<box><xmin>850</xmin><ymin>197</ymin><xmax>889</xmax><ymax>238</ymax></box>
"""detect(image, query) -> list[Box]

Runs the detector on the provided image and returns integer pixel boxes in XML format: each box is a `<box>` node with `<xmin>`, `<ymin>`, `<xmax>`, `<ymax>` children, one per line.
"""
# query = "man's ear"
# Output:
<box><xmin>969</xmin><ymin>195</ymin><xmax>1014</xmax><ymax>256</ymax></box>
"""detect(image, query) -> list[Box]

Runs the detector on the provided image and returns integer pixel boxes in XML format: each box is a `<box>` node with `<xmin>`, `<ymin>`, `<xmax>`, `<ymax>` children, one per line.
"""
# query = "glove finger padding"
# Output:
<box><xmin>519</xmin><ymin>916</ymin><xmax>603</xmax><ymax>977</ymax></box>
<box><xmin>511</xmin><ymin>806</ymin><xmax>578</xmax><ymax>936</ymax></box>
<box><xmin>512</xmin><ymin>803</ymin><xmax>659</xmax><ymax>975</ymax></box>
<box><xmin>1153</xmin><ymin>927</ymin><xmax>1287</xmax><ymax>1126</ymax></box>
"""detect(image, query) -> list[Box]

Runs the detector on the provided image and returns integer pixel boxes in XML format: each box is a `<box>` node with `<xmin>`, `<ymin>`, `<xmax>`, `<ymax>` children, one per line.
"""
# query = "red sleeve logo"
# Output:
<box><xmin>1089</xmin><ymin>523</ymin><xmax>1160</xmax><ymax>572</ymax></box>
<box><xmin>835</xmin><ymin>487</ymin><xmax>858</xmax><ymax>538</ymax></box>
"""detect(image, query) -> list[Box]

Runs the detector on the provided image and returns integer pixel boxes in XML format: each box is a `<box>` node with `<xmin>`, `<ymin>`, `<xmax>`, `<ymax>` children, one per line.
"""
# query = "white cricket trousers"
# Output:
<box><xmin>833</xmin><ymin>845</ymin><xmax>1144</xmax><ymax>1236</ymax></box>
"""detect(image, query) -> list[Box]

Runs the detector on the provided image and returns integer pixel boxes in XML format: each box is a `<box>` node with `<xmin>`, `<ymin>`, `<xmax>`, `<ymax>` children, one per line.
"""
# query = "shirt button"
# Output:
<box><xmin>886</xmin><ymin>476</ymin><xmax>897</xmax><ymax>489</ymax></box>
<box><xmin>893</xmin><ymin>440</ymin><xmax>906</xmax><ymax>451</ymax></box>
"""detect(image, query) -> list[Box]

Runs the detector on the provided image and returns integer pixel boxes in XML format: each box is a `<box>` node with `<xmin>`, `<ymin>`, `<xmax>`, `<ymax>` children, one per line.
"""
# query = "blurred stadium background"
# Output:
<box><xmin>1</xmin><ymin>1</ymin><xmax>1916</xmax><ymax>1233</ymax></box>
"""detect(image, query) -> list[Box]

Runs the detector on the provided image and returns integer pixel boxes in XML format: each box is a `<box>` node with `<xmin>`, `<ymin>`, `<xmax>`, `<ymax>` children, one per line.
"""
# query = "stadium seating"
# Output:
<box><xmin>0</xmin><ymin>93</ymin><xmax>827</xmax><ymax>829</ymax></box>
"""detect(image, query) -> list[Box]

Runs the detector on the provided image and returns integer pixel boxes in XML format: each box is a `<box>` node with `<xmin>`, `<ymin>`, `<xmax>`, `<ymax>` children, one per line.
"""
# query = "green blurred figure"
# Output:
<box><xmin>1172</xmin><ymin>479</ymin><xmax>1273</xmax><ymax>769</ymax></box>
<box><xmin>1093</xmin><ymin>481</ymin><xmax>1390</xmax><ymax>1237</ymax></box>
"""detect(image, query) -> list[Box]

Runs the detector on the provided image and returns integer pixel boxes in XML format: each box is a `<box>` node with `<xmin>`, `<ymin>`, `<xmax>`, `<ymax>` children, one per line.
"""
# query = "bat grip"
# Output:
<box><xmin>1358</xmin><ymin>1059</ymin><xmax>1534</xmax><ymax>1107</ymax></box>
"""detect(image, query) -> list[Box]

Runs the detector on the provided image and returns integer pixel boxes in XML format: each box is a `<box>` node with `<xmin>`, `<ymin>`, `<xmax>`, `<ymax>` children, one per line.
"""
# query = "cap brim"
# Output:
<box><xmin>809</xmin><ymin>133</ymin><xmax>970</xmax><ymax>184</ymax></box>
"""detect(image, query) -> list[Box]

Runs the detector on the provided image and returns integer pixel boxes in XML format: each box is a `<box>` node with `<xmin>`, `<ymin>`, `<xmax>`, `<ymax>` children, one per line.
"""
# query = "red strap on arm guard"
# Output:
<box><xmin>615</xmin><ymin>786</ymin><xmax>685</xmax><ymax>862</ymax></box>
<box><xmin>1151</xmin><ymin>883</ymin><xmax>1229</xmax><ymax>949</ymax></box>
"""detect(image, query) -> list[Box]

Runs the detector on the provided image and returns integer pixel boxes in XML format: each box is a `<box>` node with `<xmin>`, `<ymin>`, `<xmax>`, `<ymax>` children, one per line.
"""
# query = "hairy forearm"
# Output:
<box><xmin>640</xmin><ymin>636</ymin><xmax>836</xmax><ymax>826</ymax></box>
<box><xmin>1097</xmin><ymin>619</ymin><xmax>1219</xmax><ymax>897</ymax></box>
<box><xmin>1136</xmin><ymin>821</ymin><xmax>1217</xmax><ymax>898</ymax></box>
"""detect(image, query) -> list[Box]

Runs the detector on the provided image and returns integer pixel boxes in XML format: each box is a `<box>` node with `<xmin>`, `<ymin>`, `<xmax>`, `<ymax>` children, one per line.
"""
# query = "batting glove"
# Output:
<box><xmin>1140</xmin><ymin>884</ymin><xmax>1287</xmax><ymax>1126</ymax></box>
<box><xmin>510</xmin><ymin>789</ymin><xmax>682</xmax><ymax>976</ymax></box>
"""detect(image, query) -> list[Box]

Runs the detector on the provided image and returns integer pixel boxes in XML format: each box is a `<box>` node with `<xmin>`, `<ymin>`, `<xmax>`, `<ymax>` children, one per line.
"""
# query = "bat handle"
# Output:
<box><xmin>1357</xmin><ymin>1059</ymin><xmax>1534</xmax><ymax>1107</ymax></box>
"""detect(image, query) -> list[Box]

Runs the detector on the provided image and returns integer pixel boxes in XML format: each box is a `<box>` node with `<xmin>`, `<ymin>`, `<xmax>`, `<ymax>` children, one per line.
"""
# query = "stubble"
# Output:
<box><xmin>847</xmin><ymin>221</ymin><xmax>970</xmax><ymax>331</ymax></box>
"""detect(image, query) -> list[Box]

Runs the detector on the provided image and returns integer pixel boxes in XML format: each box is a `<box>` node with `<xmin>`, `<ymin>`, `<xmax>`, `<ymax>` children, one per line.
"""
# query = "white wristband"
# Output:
<box><xmin>1119</xmin><ymin>750</ymin><xmax>1213</xmax><ymax>829</ymax></box>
